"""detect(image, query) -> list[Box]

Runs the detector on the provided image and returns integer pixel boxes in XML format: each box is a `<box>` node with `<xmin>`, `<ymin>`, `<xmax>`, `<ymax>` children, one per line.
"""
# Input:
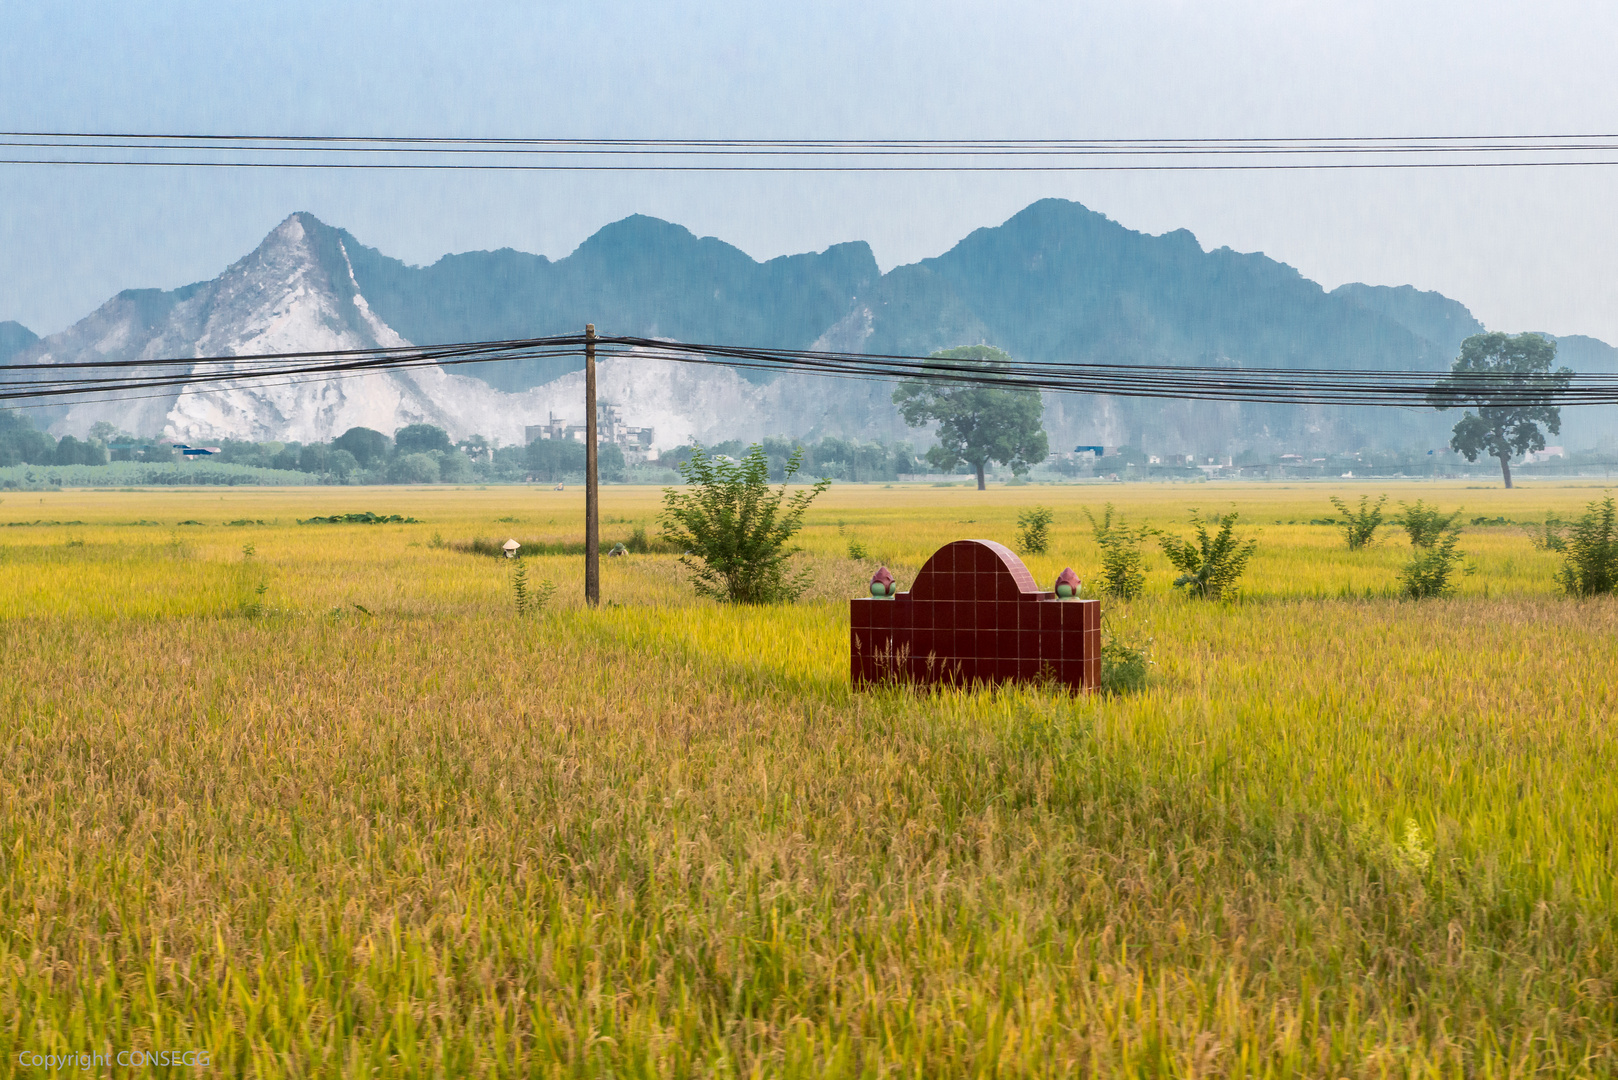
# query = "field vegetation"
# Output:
<box><xmin>2</xmin><ymin>481</ymin><xmax>1616</xmax><ymax>1076</ymax></box>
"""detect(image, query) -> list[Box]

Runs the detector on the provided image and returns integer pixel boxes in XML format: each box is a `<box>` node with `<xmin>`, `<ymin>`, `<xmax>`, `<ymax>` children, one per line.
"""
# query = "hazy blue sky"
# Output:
<box><xmin>3</xmin><ymin>0</ymin><xmax>1616</xmax><ymax>343</ymax></box>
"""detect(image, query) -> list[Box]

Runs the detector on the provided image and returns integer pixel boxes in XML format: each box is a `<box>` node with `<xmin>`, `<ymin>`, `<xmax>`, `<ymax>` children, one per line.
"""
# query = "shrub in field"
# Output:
<box><xmin>1015</xmin><ymin>506</ymin><xmax>1053</xmax><ymax>554</ymax></box>
<box><xmin>511</xmin><ymin>562</ymin><xmax>556</xmax><ymax>616</ymax></box>
<box><xmin>1329</xmin><ymin>493</ymin><xmax>1387</xmax><ymax>549</ymax></box>
<box><xmin>846</xmin><ymin>539</ymin><xmax>870</xmax><ymax>561</ymax></box>
<box><xmin>1159</xmin><ymin>509</ymin><xmax>1257</xmax><ymax>600</ymax></box>
<box><xmin>1399</xmin><ymin>529</ymin><xmax>1466</xmax><ymax>598</ymax></box>
<box><xmin>659</xmin><ymin>443</ymin><xmax>831</xmax><ymax>604</ymax></box>
<box><xmin>1399</xmin><ymin>500</ymin><xmax>1462</xmax><ymax>548</ymax></box>
<box><xmin>1099</xmin><ymin>614</ymin><xmax>1153</xmax><ymax>695</ymax></box>
<box><xmin>1084</xmin><ymin>503</ymin><xmax>1149</xmax><ymax>600</ymax></box>
<box><xmin>1526</xmin><ymin>513</ymin><xmax>1567</xmax><ymax>552</ymax></box>
<box><xmin>1556</xmin><ymin>495</ymin><xmax>1618</xmax><ymax>597</ymax></box>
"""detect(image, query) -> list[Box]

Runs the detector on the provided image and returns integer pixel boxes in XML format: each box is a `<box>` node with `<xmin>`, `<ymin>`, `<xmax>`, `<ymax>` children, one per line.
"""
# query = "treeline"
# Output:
<box><xmin>669</xmin><ymin>437</ymin><xmax>920</xmax><ymax>483</ymax></box>
<box><xmin>0</xmin><ymin>413</ymin><xmax>116</xmax><ymax>466</ymax></box>
<box><xmin>208</xmin><ymin>424</ymin><xmax>631</xmax><ymax>484</ymax></box>
<box><xmin>2</xmin><ymin>410</ymin><xmax>923</xmax><ymax>486</ymax></box>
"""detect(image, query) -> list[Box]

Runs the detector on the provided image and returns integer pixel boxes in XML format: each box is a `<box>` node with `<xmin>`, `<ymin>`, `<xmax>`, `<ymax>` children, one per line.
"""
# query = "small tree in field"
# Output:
<box><xmin>1016</xmin><ymin>506</ymin><xmax>1054</xmax><ymax>554</ymax></box>
<box><xmin>1085</xmin><ymin>504</ymin><xmax>1150</xmax><ymax>600</ymax></box>
<box><xmin>1428</xmin><ymin>332</ymin><xmax>1572</xmax><ymax>488</ymax></box>
<box><xmin>1399</xmin><ymin>500</ymin><xmax>1462</xmax><ymax>549</ymax></box>
<box><xmin>659</xmin><ymin>444</ymin><xmax>831</xmax><ymax>604</ymax></box>
<box><xmin>1400</xmin><ymin>530</ymin><xmax>1466</xmax><ymax>599</ymax></box>
<box><xmin>1329</xmin><ymin>494</ymin><xmax>1387</xmax><ymax>549</ymax></box>
<box><xmin>1159</xmin><ymin>510</ymin><xmax>1257</xmax><ymax>600</ymax></box>
<box><xmin>1558</xmin><ymin>495</ymin><xmax>1618</xmax><ymax>597</ymax></box>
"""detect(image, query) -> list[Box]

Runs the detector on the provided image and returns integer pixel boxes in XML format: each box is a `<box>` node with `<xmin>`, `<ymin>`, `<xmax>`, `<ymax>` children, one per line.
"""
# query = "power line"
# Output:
<box><xmin>6</xmin><ymin>132</ymin><xmax>1618</xmax><ymax>171</ymax></box>
<box><xmin>3</xmin><ymin>334</ymin><xmax>1611</xmax><ymax>410</ymax></box>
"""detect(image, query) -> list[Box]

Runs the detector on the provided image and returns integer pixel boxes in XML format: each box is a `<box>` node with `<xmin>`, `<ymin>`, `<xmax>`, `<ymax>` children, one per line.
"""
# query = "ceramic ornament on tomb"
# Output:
<box><xmin>849</xmin><ymin>539</ymin><xmax>1100</xmax><ymax>693</ymax></box>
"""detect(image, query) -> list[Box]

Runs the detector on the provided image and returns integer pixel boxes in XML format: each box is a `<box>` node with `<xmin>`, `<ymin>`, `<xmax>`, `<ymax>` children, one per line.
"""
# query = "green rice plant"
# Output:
<box><xmin>1329</xmin><ymin>493</ymin><xmax>1387</xmax><ymax>549</ymax></box>
<box><xmin>1159</xmin><ymin>508</ymin><xmax>1257</xmax><ymax>600</ymax></box>
<box><xmin>1556</xmin><ymin>494</ymin><xmax>1618</xmax><ymax>596</ymax></box>
<box><xmin>1400</xmin><ymin>499</ymin><xmax>1462</xmax><ymax>548</ymax></box>
<box><xmin>1014</xmin><ymin>505</ymin><xmax>1053</xmax><ymax>554</ymax></box>
<box><xmin>1084</xmin><ymin>503</ymin><xmax>1149</xmax><ymax>599</ymax></box>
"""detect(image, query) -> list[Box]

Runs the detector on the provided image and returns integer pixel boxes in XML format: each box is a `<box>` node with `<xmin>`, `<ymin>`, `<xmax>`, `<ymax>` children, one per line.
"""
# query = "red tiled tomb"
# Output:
<box><xmin>850</xmin><ymin>539</ymin><xmax>1100</xmax><ymax>692</ymax></box>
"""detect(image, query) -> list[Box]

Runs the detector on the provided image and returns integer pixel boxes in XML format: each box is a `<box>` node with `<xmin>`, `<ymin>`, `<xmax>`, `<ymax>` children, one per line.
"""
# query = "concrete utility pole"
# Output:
<box><xmin>584</xmin><ymin>324</ymin><xmax>600</xmax><ymax>607</ymax></box>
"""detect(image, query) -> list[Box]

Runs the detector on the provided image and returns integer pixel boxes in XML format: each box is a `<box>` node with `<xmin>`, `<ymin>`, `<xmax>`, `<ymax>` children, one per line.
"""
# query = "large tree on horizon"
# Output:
<box><xmin>893</xmin><ymin>345</ymin><xmax>1048</xmax><ymax>491</ymax></box>
<box><xmin>1428</xmin><ymin>332</ymin><xmax>1572</xmax><ymax>489</ymax></box>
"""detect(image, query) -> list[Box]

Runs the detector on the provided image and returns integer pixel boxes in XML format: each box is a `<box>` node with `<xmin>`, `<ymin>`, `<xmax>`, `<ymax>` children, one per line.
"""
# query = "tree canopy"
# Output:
<box><xmin>1428</xmin><ymin>332</ymin><xmax>1572</xmax><ymax>488</ymax></box>
<box><xmin>332</xmin><ymin>427</ymin><xmax>391</xmax><ymax>469</ymax></box>
<box><xmin>394</xmin><ymin>423</ymin><xmax>453</xmax><ymax>457</ymax></box>
<box><xmin>892</xmin><ymin>345</ymin><xmax>1048</xmax><ymax>490</ymax></box>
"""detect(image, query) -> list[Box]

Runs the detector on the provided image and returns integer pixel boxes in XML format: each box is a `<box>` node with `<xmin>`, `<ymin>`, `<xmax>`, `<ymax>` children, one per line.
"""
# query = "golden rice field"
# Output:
<box><xmin>2</xmin><ymin>480</ymin><xmax>1616</xmax><ymax>1077</ymax></box>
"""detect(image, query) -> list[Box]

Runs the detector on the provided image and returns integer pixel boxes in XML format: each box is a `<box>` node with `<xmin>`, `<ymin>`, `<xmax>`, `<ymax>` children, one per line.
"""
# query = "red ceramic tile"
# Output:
<box><xmin>1017</xmin><ymin>602</ymin><xmax>1040</xmax><ymax>631</ymax></box>
<box><xmin>955</xmin><ymin>630</ymin><xmax>976</xmax><ymax>658</ymax></box>
<box><xmin>989</xmin><ymin>630</ymin><xmax>1013</xmax><ymax>660</ymax></box>
<box><xmin>947</xmin><ymin>601</ymin><xmax>966</xmax><ymax>629</ymax></box>
<box><xmin>1033</xmin><ymin>603</ymin><xmax>1059</xmax><ymax>631</ymax></box>
<box><xmin>1080</xmin><ymin>601</ymin><xmax>1100</xmax><ymax>633</ymax></box>
<box><xmin>1038</xmin><ymin>629</ymin><xmax>1063</xmax><ymax>661</ymax></box>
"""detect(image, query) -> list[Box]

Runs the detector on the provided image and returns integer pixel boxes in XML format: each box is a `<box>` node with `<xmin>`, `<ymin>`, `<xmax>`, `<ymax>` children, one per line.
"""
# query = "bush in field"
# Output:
<box><xmin>659</xmin><ymin>443</ymin><xmax>831</xmax><ymax>604</ymax></box>
<box><xmin>1099</xmin><ymin>614</ymin><xmax>1153</xmax><ymax>695</ymax></box>
<box><xmin>1400</xmin><ymin>500</ymin><xmax>1462</xmax><ymax>548</ymax></box>
<box><xmin>1557</xmin><ymin>495</ymin><xmax>1618</xmax><ymax>597</ymax></box>
<box><xmin>1084</xmin><ymin>504</ymin><xmax>1149</xmax><ymax>600</ymax></box>
<box><xmin>1400</xmin><ymin>529</ymin><xmax>1467</xmax><ymax>598</ymax></box>
<box><xmin>512</xmin><ymin>562</ymin><xmax>557</xmax><ymax>616</ymax></box>
<box><xmin>1015</xmin><ymin>506</ymin><xmax>1053</xmax><ymax>555</ymax></box>
<box><xmin>1526</xmin><ymin>512</ymin><xmax>1567</xmax><ymax>552</ymax></box>
<box><xmin>1159</xmin><ymin>509</ymin><xmax>1257</xmax><ymax>600</ymax></box>
<box><xmin>1329</xmin><ymin>493</ymin><xmax>1387</xmax><ymax>549</ymax></box>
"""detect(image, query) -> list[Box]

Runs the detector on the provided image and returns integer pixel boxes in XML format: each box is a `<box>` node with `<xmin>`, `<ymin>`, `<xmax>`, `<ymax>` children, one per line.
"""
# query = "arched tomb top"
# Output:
<box><xmin>906</xmin><ymin>539</ymin><xmax>1048</xmax><ymax>603</ymax></box>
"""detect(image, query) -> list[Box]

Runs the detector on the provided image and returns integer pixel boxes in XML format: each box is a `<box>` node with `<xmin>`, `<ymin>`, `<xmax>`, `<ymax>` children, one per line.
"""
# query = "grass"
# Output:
<box><xmin>1</xmin><ymin>482</ymin><xmax>1616</xmax><ymax>1076</ymax></box>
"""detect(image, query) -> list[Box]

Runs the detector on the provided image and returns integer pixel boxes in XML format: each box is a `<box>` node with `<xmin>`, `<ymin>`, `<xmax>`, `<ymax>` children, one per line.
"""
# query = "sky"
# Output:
<box><xmin>2</xmin><ymin>0</ymin><xmax>1616</xmax><ymax>344</ymax></box>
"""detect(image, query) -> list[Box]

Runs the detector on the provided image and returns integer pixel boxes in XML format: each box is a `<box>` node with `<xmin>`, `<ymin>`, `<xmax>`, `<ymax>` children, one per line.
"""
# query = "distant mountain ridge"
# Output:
<box><xmin>0</xmin><ymin>321</ymin><xmax>38</xmax><ymax>365</ymax></box>
<box><xmin>9</xmin><ymin>200</ymin><xmax>1616</xmax><ymax>452</ymax></box>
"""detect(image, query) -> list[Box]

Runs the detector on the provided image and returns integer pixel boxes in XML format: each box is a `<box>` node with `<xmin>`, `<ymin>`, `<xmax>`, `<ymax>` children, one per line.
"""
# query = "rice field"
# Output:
<box><xmin>2</xmin><ymin>480</ymin><xmax>1616</xmax><ymax>1077</ymax></box>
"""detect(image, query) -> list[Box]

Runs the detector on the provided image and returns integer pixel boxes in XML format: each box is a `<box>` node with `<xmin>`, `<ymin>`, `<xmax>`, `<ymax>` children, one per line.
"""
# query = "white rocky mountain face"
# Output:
<box><xmin>21</xmin><ymin>213</ymin><xmax>911</xmax><ymax>452</ymax></box>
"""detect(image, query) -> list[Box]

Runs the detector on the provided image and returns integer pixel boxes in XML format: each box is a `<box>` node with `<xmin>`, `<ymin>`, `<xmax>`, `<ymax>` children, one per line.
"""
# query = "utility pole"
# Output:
<box><xmin>584</xmin><ymin>324</ymin><xmax>600</xmax><ymax>607</ymax></box>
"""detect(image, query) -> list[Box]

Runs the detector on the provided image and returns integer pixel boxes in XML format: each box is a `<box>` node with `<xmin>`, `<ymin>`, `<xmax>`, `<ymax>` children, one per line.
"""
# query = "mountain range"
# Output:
<box><xmin>8</xmin><ymin>199</ymin><xmax>1615</xmax><ymax>455</ymax></box>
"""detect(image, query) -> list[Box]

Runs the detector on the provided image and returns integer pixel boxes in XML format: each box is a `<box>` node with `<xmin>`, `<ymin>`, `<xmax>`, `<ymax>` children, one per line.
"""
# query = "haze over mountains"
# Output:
<box><xmin>9</xmin><ymin>199</ymin><xmax>1615</xmax><ymax>455</ymax></box>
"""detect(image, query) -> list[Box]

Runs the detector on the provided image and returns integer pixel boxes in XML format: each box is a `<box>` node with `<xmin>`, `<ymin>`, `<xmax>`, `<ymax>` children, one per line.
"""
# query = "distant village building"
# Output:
<box><xmin>525</xmin><ymin>404</ymin><xmax>653</xmax><ymax>459</ymax></box>
<box><xmin>1524</xmin><ymin>446</ymin><xmax>1566</xmax><ymax>464</ymax></box>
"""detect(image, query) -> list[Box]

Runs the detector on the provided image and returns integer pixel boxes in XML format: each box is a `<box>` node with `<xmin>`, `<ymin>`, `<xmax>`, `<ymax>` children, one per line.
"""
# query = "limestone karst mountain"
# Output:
<box><xmin>9</xmin><ymin>200</ymin><xmax>1616</xmax><ymax>453</ymax></box>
